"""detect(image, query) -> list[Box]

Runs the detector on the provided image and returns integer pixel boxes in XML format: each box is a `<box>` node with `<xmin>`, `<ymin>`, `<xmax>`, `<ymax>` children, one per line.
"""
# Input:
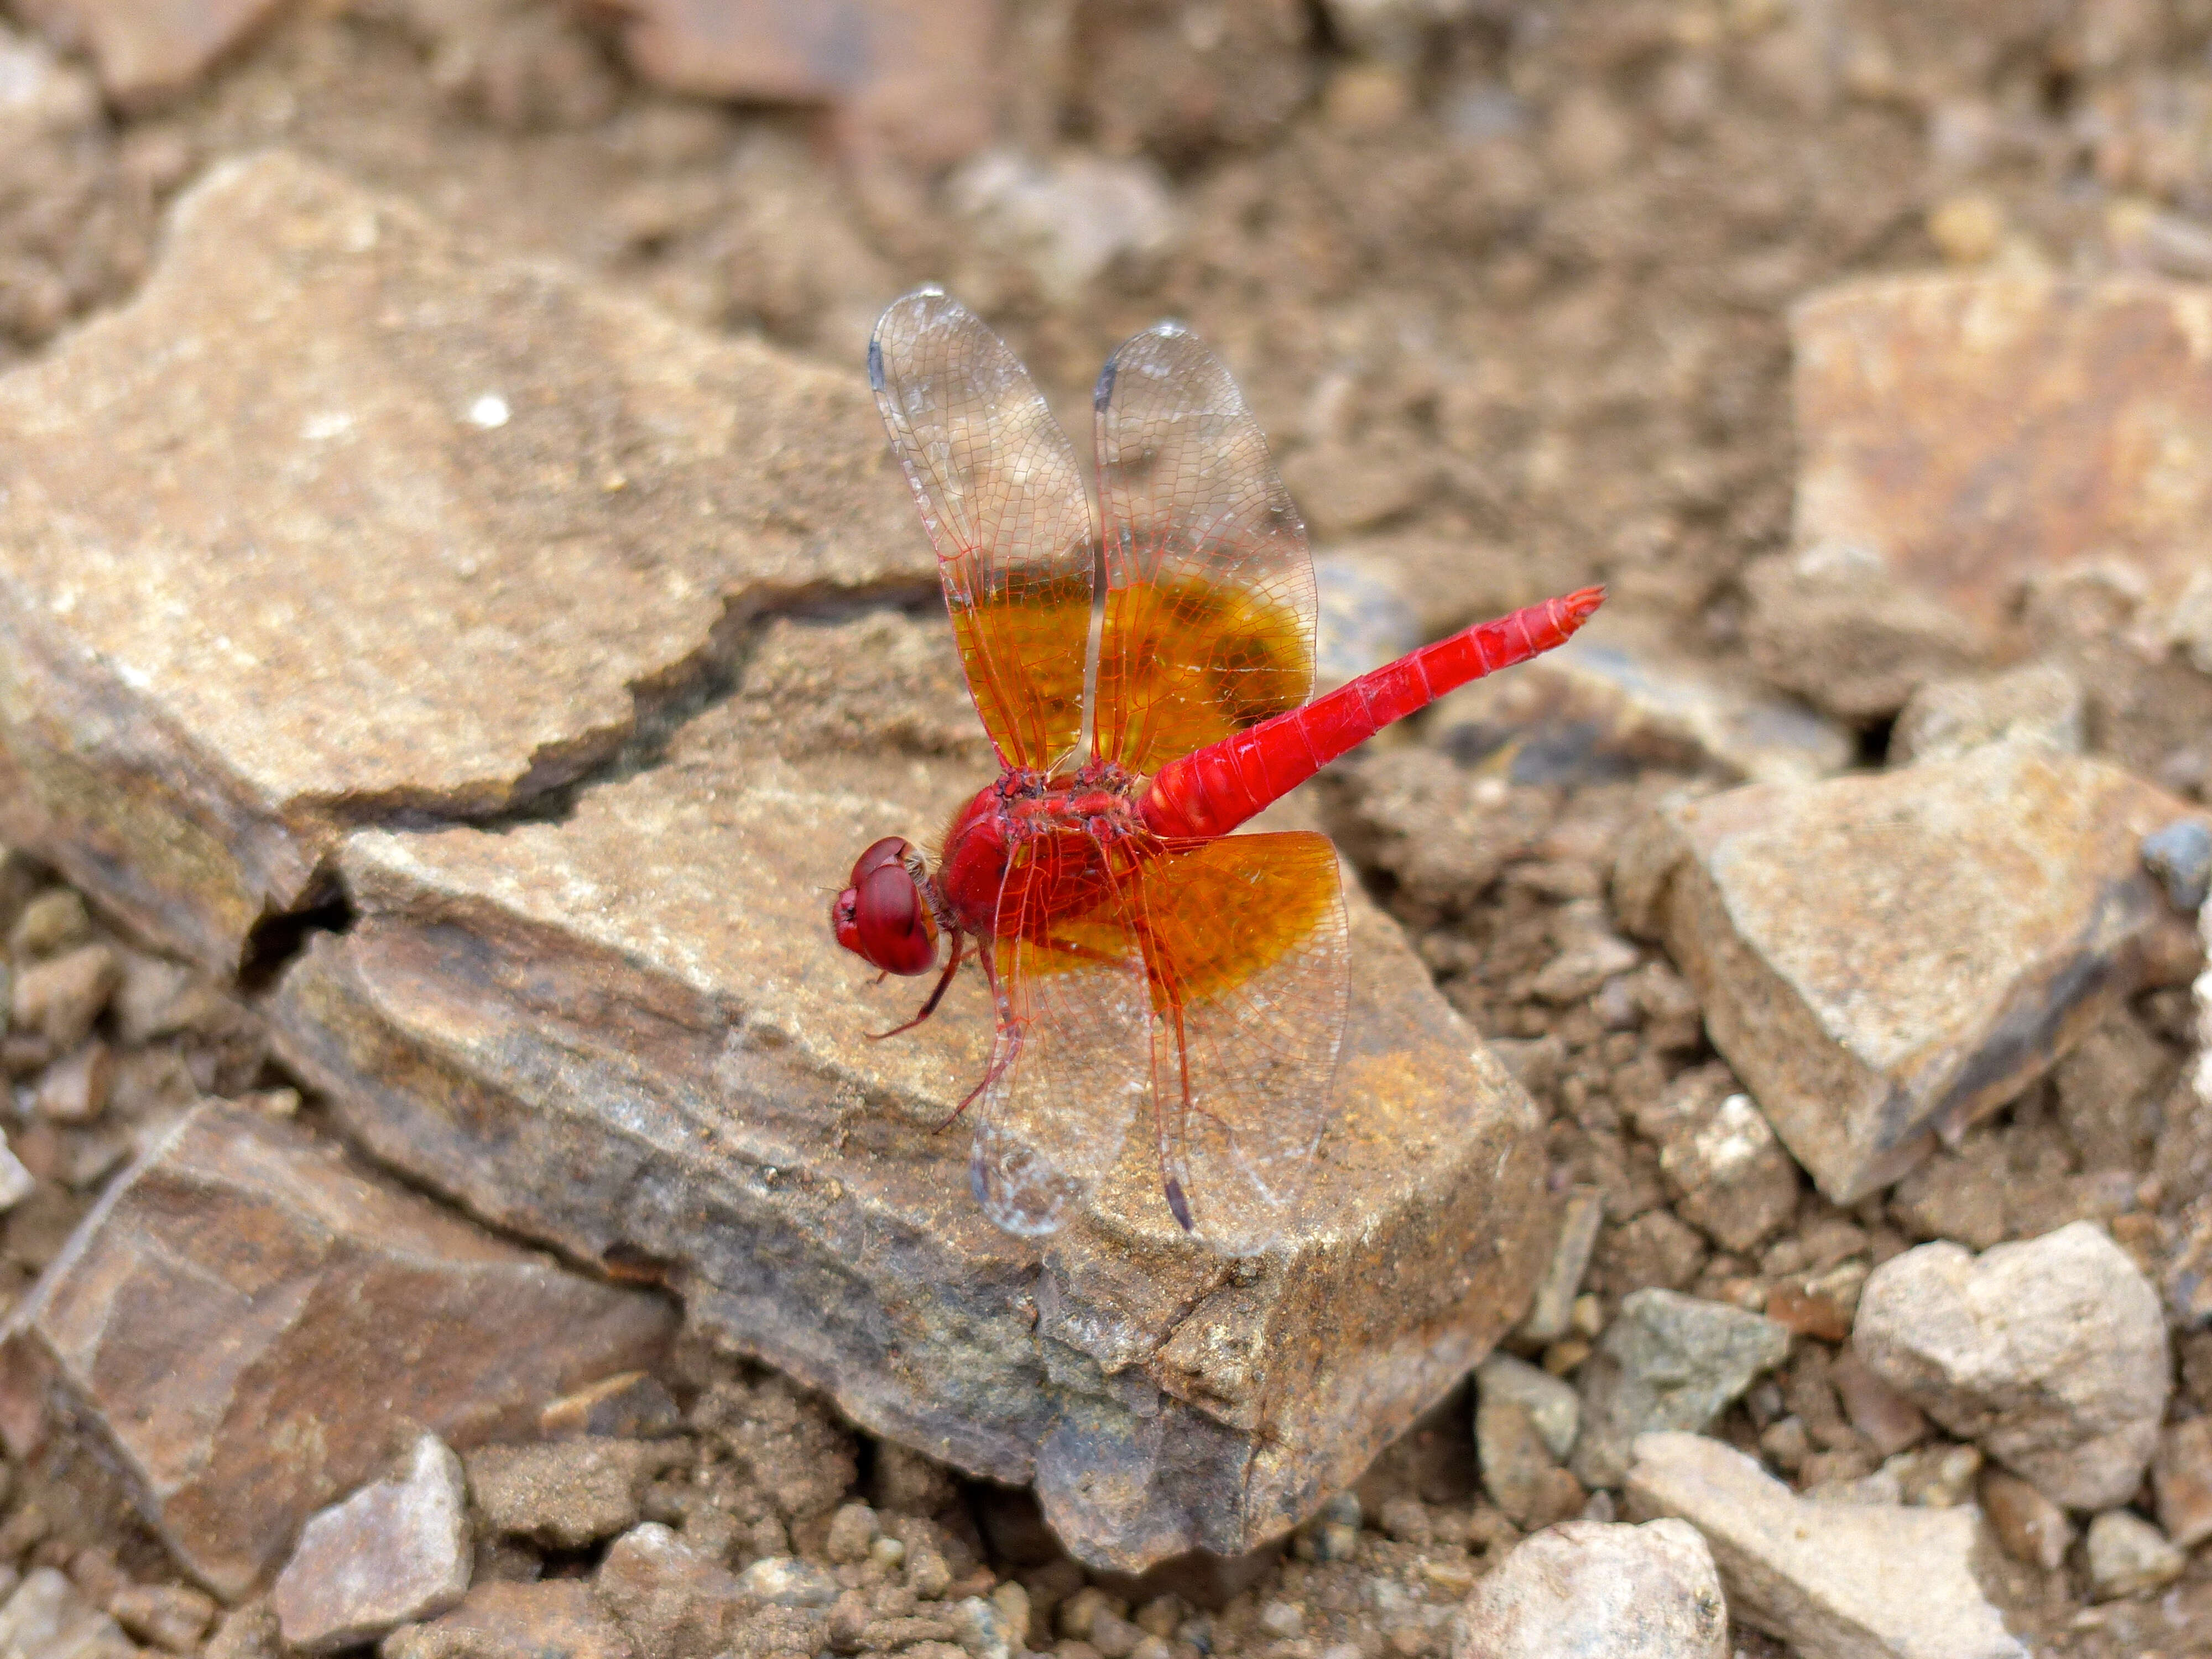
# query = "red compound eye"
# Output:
<box><xmin>831</xmin><ymin>838</ymin><xmax>938</xmax><ymax>975</ymax></box>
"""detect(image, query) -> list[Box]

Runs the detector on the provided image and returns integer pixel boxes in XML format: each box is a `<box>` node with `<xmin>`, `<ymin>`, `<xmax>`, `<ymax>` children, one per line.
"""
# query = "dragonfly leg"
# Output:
<box><xmin>932</xmin><ymin>942</ymin><xmax>1016</xmax><ymax>1133</ymax></box>
<box><xmin>1157</xmin><ymin>999</ymin><xmax>1196</xmax><ymax>1233</ymax></box>
<box><xmin>868</xmin><ymin>932</ymin><xmax>966</xmax><ymax>1041</ymax></box>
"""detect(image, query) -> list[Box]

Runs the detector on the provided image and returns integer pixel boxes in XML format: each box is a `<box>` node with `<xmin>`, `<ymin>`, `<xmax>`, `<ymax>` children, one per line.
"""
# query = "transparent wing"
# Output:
<box><xmin>871</xmin><ymin>289</ymin><xmax>1097</xmax><ymax>772</ymax></box>
<box><xmin>972</xmin><ymin>836</ymin><xmax>1150</xmax><ymax>1234</ymax></box>
<box><xmin>1092</xmin><ymin>323</ymin><xmax>1317</xmax><ymax>774</ymax></box>
<box><xmin>1133</xmin><ymin>832</ymin><xmax>1348</xmax><ymax>1252</ymax></box>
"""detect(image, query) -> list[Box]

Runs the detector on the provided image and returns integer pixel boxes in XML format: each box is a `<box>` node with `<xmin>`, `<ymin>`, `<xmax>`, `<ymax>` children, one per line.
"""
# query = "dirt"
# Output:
<box><xmin>3</xmin><ymin>0</ymin><xmax>2212</xmax><ymax>1653</ymax></box>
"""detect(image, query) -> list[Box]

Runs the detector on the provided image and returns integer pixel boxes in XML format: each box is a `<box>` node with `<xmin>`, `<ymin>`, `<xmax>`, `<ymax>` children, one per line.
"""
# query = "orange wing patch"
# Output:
<box><xmin>1095</xmin><ymin>575</ymin><xmax>1312</xmax><ymax>775</ymax></box>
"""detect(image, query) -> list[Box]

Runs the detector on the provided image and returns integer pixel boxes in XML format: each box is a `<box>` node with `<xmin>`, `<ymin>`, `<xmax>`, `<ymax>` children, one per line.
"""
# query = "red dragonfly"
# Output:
<box><xmin>833</xmin><ymin>289</ymin><xmax>1601</xmax><ymax>1248</ymax></box>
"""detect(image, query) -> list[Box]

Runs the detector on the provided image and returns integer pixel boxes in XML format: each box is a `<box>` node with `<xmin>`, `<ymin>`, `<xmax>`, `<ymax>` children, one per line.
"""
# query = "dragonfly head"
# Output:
<box><xmin>832</xmin><ymin>836</ymin><xmax>940</xmax><ymax>976</ymax></box>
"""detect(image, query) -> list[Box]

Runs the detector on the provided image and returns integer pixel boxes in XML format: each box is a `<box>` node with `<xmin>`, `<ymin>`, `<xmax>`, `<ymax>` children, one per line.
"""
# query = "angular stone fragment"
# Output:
<box><xmin>1851</xmin><ymin>1223</ymin><xmax>2169</xmax><ymax>1510</ymax></box>
<box><xmin>15</xmin><ymin>0</ymin><xmax>284</xmax><ymax>105</ymax></box>
<box><xmin>1743</xmin><ymin>544</ymin><xmax>1986</xmax><ymax>721</ymax></box>
<box><xmin>385</xmin><ymin>1580</ymin><xmax>633</xmax><ymax>1659</ymax></box>
<box><xmin>1430</xmin><ymin>611</ymin><xmax>1849</xmax><ymax>789</ymax></box>
<box><xmin>616</xmin><ymin>0</ymin><xmax>999</xmax><ymax>166</ymax></box>
<box><xmin>0</xmin><ymin>152</ymin><xmax>921</xmax><ymax>973</ymax></box>
<box><xmin>1979</xmin><ymin>1469</ymin><xmax>2072</xmax><ymax>1572</ymax></box>
<box><xmin>592</xmin><ymin>1525</ymin><xmax>752</xmax><ymax>1659</ymax></box>
<box><xmin>272</xmin><ymin>1436</ymin><xmax>471</xmax><ymax>1655</ymax></box>
<box><xmin>1644</xmin><ymin>741</ymin><xmax>2208</xmax><ymax>1202</ymax></box>
<box><xmin>1477</xmin><ymin>1396</ymin><xmax>1584</xmax><ymax>1531</ymax></box>
<box><xmin>1570</xmin><ymin>1291</ymin><xmax>1789</xmax><ymax>1489</ymax></box>
<box><xmin>1517</xmin><ymin>1186</ymin><xmax>1603</xmax><ymax>1345</ymax></box>
<box><xmin>0</xmin><ymin>1566</ymin><xmax>135</xmax><ymax>1659</ymax></box>
<box><xmin>2085</xmin><ymin>1509</ymin><xmax>2184</xmax><ymax>1601</ymax></box>
<box><xmin>466</xmin><ymin>1441</ymin><xmax>667</xmax><ymax>1550</ymax></box>
<box><xmin>1626</xmin><ymin>1432</ymin><xmax>2026</xmax><ymax>1659</ymax></box>
<box><xmin>0</xmin><ymin>1102</ymin><xmax>673</xmax><ymax>1597</ymax></box>
<box><xmin>1653</xmin><ymin>1091</ymin><xmax>1799</xmax><ymax>1255</ymax></box>
<box><xmin>1891</xmin><ymin>662</ymin><xmax>2086</xmax><ymax>767</ymax></box>
<box><xmin>1476</xmin><ymin>1352</ymin><xmax>1579</xmax><ymax>1463</ymax></box>
<box><xmin>269</xmin><ymin>610</ymin><xmax>1553</xmax><ymax>1575</ymax></box>
<box><xmin>1792</xmin><ymin>273</ymin><xmax>2212</xmax><ymax>631</ymax></box>
<box><xmin>1451</xmin><ymin>1518</ymin><xmax>1728</xmax><ymax>1659</ymax></box>
<box><xmin>2154</xmin><ymin>1417</ymin><xmax>2212</xmax><ymax>1550</ymax></box>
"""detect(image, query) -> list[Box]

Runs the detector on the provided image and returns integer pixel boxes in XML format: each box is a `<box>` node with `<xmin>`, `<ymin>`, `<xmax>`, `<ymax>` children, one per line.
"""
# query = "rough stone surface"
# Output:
<box><xmin>1979</xmin><ymin>1469</ymin><xmax>2073</xmax><ymax>1572</ymax></box>
<box><xmin>1517</xmin><ymin>1186</ymin><xmax>1603</xmax><ymax>1345</ymax></box>
<box><xmin>466</xmin><ymin>1441</ymin><xmax>667</xmax><ymax>1550</ymax></box>
<box><xmin>0</xmin><ymin>1566</ymin><xmax>135</xmax><ymax>1659</ymax></box>
<box><xmin>272</xmin><ymin>1435</ymin><xmax>470</xmax><ymax>1654</ymax></box>
<box><xmin>1742</xmin><ymin>543</ymin><xmax>1987</xmax><ymax>721</ymax></box>
<box><xmin>1644</xmin><ymin>740</ymin><xmax>2208</xmax><ymax>1202</ymax></box>
<box><xmin>268</xmin><ymin>606</ymin><xmax>1553</xmax><ymax>1575</ymax></box>
<box><xmin>539</xmin><ymin>1373</ymin><xmax>681</xmax><ymax>1442</ymax></box>
<box><xmin>615</xmin><ymin>0</ymin><xmax>999</xmax><ymax>166</ymax></box>
<box><xmin>15</xmin><ymin>0</ymin><xmax>284</xmax><ymax>105</ymax></box>
<box><xmin>1626</xmin><ymin>1432</ymin><xmax>2025</xmax><ymax>1659</ymax></box>
<box><xmin>592</xmin><ymin>1525</ymin><xmax>752</xmax><ymax>1659</ymax></box>
<box><xmin>1792</xmin><ymin>272</ymin><xmax>2212</xmax><ymax>632</ymax></box>
<box><xmin>1451</xmin><ymin>1518</ymin><xmax>1728</xmax><ymax>1659</ymax></box>
<box><xmin>0</xmin><ymin>1102</ymin><xmax>674</xmax><ymax>1597</ymax></box>
<box><xmin>1570</xmin><ymin>1291</ymin><xmax>1789</xmax><ymax>1489</ymax></box>
<box><xmin>0</xmin><ymin>151</ymin><xmax>922</xmax><ymax>973</ymax></box>
<box><xmin>1891</xmin><ymin>662</ymin><xmax>2087</xmax><ymax>766</ymax></box>
<box><xmin>2085</xmin><ymin>1509</ymin><xmax>2184</xmax><ymax>1601</ymax></box>
<box><xmin>1429</xmin><ymin>610</ymin><xmax>1849</xmax><ymax>789</ymax></box>
<box><xmin>383</xmin><ymin>1580</ymin><xmax>633</xmax><ymax>1659</ymax></box>
<box><xmin>1475</xmin><ymin>1352</ymin><xmax>1579</xmax><ymax>1463</ymax></box>
<box><xmin>2153</xmin><ymin>1416</ymin><xmax>2212</xmax><ymax>1548</ymax></box>
<box><xmin>1851</xmin><ymin>1223</ymin><xmax>2170</xmax><ymax>1511</ymax></box>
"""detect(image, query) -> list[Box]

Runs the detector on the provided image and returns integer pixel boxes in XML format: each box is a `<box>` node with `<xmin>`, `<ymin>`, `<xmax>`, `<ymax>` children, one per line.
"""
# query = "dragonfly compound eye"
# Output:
<box><xmin>844</xmin><ymin>859</ymin><xmax>938</xmax><ymax>975</ymax></box>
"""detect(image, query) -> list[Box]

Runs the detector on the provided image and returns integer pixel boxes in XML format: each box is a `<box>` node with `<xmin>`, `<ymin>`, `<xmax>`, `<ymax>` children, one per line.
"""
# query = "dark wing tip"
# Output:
<box><xmin>1093</xmin><ymin>354</ymin><xmax>1119</xmax><ymax>412</ymax></box>
<box><xmin>866</xmin><ymin>333</ymin><xmax>886</xmax><ymax>393</ymax></box>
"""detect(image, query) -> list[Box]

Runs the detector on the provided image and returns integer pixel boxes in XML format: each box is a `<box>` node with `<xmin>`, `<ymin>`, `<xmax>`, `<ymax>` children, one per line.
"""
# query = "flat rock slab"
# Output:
<box><xmin>1625</xmin><ymin>1432</ymin><xmax>2025</xmax><ymax>1659</ymax></box>
<box><xmin>268</xmin><ymin>609</ymin><xmax>1554</xmax><ymax>1575</ymax></box>
<box><xmin>0</xmin><ymin>1101</ymin><xmax>674</xmax><ymax>1598</ymax></box>
<box><xmin>0</xmin><ymin>150</ymin><xmax>921</xmax><ymax>973</ymax></box>
<box><xmin>1646</xmin><ymin>739</ymin><xmax>2208</xmax><ymax>1203</ymax></box>
<box><xmin>1793</xmin><ymin>272</ymin><xmax>2212</xmax><ymax>629</ymax></box>
<box><xmin>273</xmin><ymin>1435</ymin><xmax>471</xmax><ymax>1654</ymax></box>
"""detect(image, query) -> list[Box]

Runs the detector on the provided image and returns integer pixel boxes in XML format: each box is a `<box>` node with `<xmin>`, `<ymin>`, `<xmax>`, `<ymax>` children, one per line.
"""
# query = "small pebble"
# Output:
<box><xmin>109</xmin><ymin>1581</ymin><xmax>218</xmax><ymax>1652</ymax></box>
<box><xmin>2143</xmin><ymin>818</ymin><xmax>2212</xmax><ymax>912</ymax></box>
<box><xmin>1058</xmin><ymin>1587</ymin><xmax>1113</xmax><ymax>1641</ymax></box>
<box><xmin>9</xmin><ymin>890</ymin><xmax>88</xmax><ymax>959</ymax></box>
<box><xmin>2085</xmin><ymin>1509</ymin><xmax>2184</xmax><ymax>1600</ymax></box>
<box><xmin>737</xmin><ymin>1554</ymin><xmax>840</xmax><ymax>1608</ymax></box>
<box><xmin>0</xmin><ymin>1133</ymin><xmax>34</xmax><ymax>1212</ymax></box>
<box><xmin>1090</xmin><ymin>1610</ymin><xmax>1140</xmax><ymax>1659</ymax></box>
<box><xmin>1375</xmin><ymin>1496</ymin><xmax>1431</xmax><ymax>1544</ymax></box>
<box><xmin>1126</xmin><ymin>1636</ymin><xmax>1171</xmax><ymax>1659</ymax></box>
<box><xmin>825</xmin><ymin>1501</ymin><xmax>879</xmax><ymax>1564</ymax></box>
<box><xmin>1257</xmin><ymin>1601</ymin><xmax>1303</xmax><ymax>1639</ymax></box>
<box><xmin>869</xmin><ymin>1534</ymin><xmax>905</xmax><ymax>1573</ymax></box>
<box><xmin>36</xmin><ymin>1041</ymin><xmax>112</xmax><ymax>1124</ymax></box>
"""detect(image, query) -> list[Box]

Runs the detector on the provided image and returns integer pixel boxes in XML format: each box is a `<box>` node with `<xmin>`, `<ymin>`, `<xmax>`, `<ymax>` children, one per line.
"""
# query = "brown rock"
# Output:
<box><xmin>1829</xmin><ymin>1347</ymin><xmax>1927</xmax><ymax>1459</ymax></box>
<box><xmin>0</xmin><ymin>152</ymin><xmax>922</xmax><ymax>973</ymax></box>
<box><xmin>35</xmin><ymin>1041</ymin><xmax>112</xmax><ymax>1124</ymax></box>
<box><xmin>1979</xmin><ymin>1469</ymin><xmax>2072</xmax><ymax>1571</ymax></box>
<box><xmin>108</xmin><ymin>1582</ymin><xmax>217</xmax><ymax>1653</ymax></box>
<box><xmin>466</xmin><ymin>1441</ymin><xmax>669</xmax><ymax>1550</ymax></box>
<box><xmin>268</xmin><ymin>607</ymin><xmax>1553</xmax><ymax>1577</ymax></box>
<box><xmin>0</xmin><ymin>1102</ymin><xmax>673</xmax><ymax>1597</ymax></box>
<box><xmin>14</xmin><ymin>0</ymin><xmax>284</xmax><ymax>105</ymax></box>
<box><xmin>2153</xmin><ymin>1417</ymin><xmax>2212</xmax><ymax>1550</ymax></box>
<box><xmin>1647</xmin><ymin>742</ymin><xmax>2207</xmax><ymax>1202</ymax></box>
<box><xmin>1516</xmin><ymin>1186</ymin><xmax>1603</xmax><ymax>1346</ymax></box>
<box><xmin>615</xmin><ymin>0</ymin><xmax>999</xmax><ymax>167</ymax></box>
<box><xmin>1430</xmin><ymin>610</ymin><xmax>1850</xmax><ymax>789</ymax></box>
<box><xmin>1743</xmin><ymin>544</ymin><xmax>1986</xmax><ymax>721</ymax></box>
<box><xmin>1792</xmin><ymin>273</ymin><xmax>2212</xmax><ymax>633</ymax></box>
<box><xmin>12</xmin><ymin>945</ymin><xmax>118</xmax><ymax>1051</ymax></box>
<box><xmin>273</xmin><ymin>1436</ymin><xmax>471</xmax><ymax>1655</ymax></box>
<box><xmin>592</xmin><ymin>1524</ymin><xmax>752</xmax><ymax>1659</ymax></box>
<box><xmin>9</xmin><ymin>887</ymin><xmax>88</xmax><ymax>957</ymax></box>
<box><xmin>1653</xmin><ymin>1089</ymin><xmax>1801</xmax><ymax>1255</ymax></box>
<box><xmin>383</xmin><ymin>1580</ymin><xmax>634</xmax><ymax>1659</ymax></box>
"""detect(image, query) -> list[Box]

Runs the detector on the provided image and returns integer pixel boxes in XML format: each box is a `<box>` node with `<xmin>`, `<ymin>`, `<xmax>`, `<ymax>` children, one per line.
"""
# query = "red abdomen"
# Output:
<box><xmin>1141</xmin><ymin>586</ymin><xmax>1604</xmax><ymax>841</ymax></box>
